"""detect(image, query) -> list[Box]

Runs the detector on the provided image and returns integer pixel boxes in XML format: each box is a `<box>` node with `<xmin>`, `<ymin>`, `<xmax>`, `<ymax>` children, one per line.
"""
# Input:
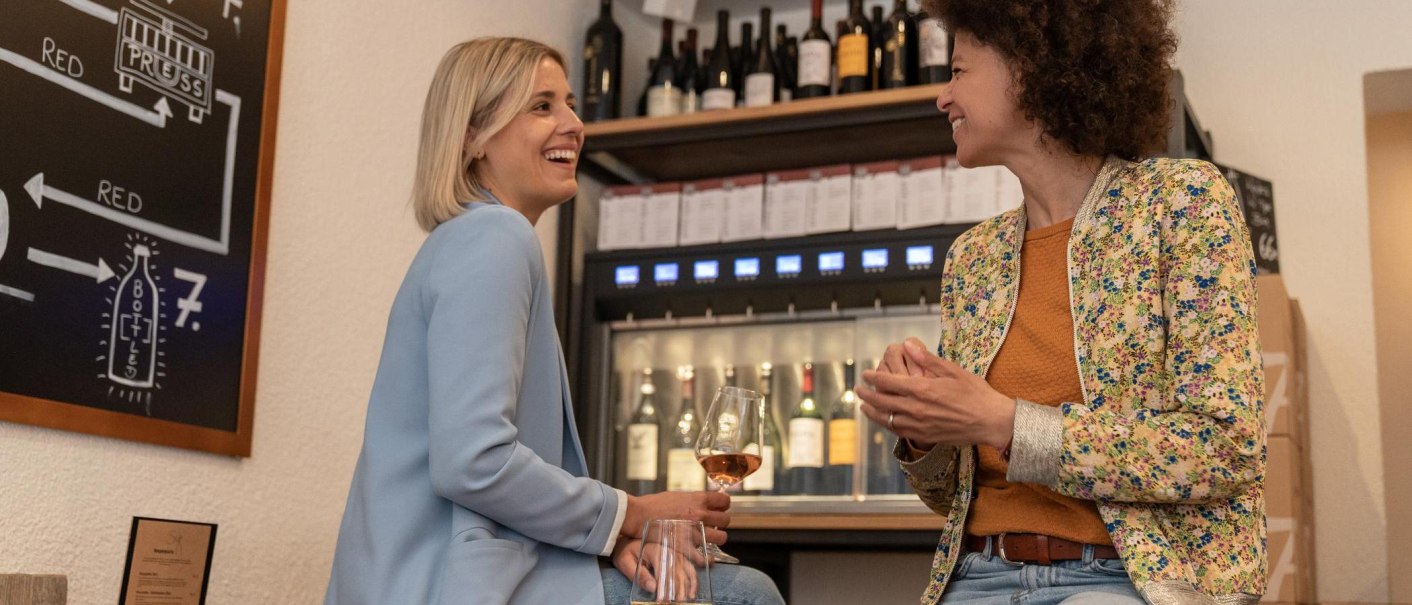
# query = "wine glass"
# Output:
<box><xmin>693</xmin><ymin>385</ymin><xmax>765</xmax><ymax>565</ymax></box>
<box><xmin>628</xmin><ymin>519</ymin><xmax>713</xmax><ymax>605</ymax></box>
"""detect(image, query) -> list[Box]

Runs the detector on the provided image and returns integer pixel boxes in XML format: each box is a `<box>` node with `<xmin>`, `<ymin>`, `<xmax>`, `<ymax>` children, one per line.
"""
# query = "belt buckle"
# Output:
<box><xmin>996</xmin><ymin>533</ymin><xmax>1025</xmax><ymax>567</ymax></box>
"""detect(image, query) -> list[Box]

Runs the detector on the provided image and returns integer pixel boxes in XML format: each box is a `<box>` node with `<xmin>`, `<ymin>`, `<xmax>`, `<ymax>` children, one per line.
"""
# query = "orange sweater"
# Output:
<box><xmin>964</xmin><ymin>218</ymin><xmax>1110</xmax><ymax>545</ymax></box>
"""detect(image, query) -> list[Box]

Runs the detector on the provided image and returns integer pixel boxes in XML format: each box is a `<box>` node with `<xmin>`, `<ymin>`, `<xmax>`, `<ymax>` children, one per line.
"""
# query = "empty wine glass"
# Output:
<box><xmin>628</xmin><ymin>519</ymin><xmax>713</xmax><ymax>605</ymax></box>
<box><xmin>693</xmin><ymin>386</ymin><xmax>765</xmax><ymax>565</ymax></box>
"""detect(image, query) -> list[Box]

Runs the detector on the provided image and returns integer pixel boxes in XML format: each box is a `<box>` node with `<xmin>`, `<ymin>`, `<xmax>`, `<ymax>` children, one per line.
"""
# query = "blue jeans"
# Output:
<box><xmin>943</xmin><ymin>538</ymin><xmax>1144</xmax><ymax>605</ymax></box>
<box><xmin>601</xmin><ymin>563</ymin><xmax>785</xmax><ymax>605</ymax></box>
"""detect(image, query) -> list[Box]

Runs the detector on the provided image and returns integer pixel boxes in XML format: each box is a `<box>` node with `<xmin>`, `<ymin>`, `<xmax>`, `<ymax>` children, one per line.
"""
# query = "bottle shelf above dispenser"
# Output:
<box><xmin>581</xmin><ymin>85</ymin><xmax>953</xmax><ymax>184</ymax></box>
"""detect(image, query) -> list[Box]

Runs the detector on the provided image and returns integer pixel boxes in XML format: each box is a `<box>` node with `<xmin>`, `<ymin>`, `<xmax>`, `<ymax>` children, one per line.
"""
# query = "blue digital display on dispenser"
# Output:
<box><xmin>818</xmin><ymin>251</ymin><xmax>845</xmax><ymax>272</ymax></box>
<box><xmin>654</xmin><ymin>263</ymin><xmax>679</xmax><ymax>283</ymax></box>
<box><xmin>615</xmin><ymin>265</ymin><xmax>640</xmax><ymax>286</ymax></box>
<box><xmin>694</xmin><ymin>260</ymin><xmax>720</xmax><ymax>280</ymax></box>
<box><xmin>906</xmin><ymin>245</ymin><xmax>935</xmax><ymax>266</ymax></box>
<box><xmin>862</xmin><ymin>248</ymin><xmax>889</xmax><ymax>270</ymax></box>
<box><xmin>776</xmin><ymin>255</ymin><xmax>803</xmax><ymax>276</ymax></box>
<box><xmin>734</xmin><ymin>257</ymin><xmax>760</xmax><ymax>278</ymax></box>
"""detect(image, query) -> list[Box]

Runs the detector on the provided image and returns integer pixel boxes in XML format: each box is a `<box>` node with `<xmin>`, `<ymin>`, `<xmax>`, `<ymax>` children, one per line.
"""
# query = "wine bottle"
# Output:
<box><xmin>701</xmin><ymin>11</ymin><xmax>736</xmax><ymax>111</ymax></box>
<box><xmin>827</xmin><ymin>360</ymin><xmax>860</xmax><ymax>495</ymax></box>
<box><xmin>744</xmin><ymin>8</ymin><xmax>779</xmax><ymax>108</ymax></box>
<box><xmin>646</xmin><ymin>18</ymin><xmax>681</xmax><ymax>117</ymax></box>
<box><xmin>786</xmin><ymin>362</ymin><xmax>825</xmax><ymax>495</ymax></box>
<box><xmin>108</xmin><ymin>244</ymin><xmax>159</xmax><ymax>388</ymax></box>
<box><xmin>870</xmin><ymin>5</ymin><xmax>886</xmax><ymax>91</ymax></box>
<box><xmin>666</xmin><ymin>366</ymin><xmax>706</xmax><ymax>491</ymax></box>
<box><xmin>773</xmin><ymin>24</ymin><xmax>795</xmax><ymax>102</ymax></box>
<box><xmin>917</xmin><ymin>8</ymin><xmax>952</xmax><ymax>83</ymax></box>
<box><xmin>743</xmin><ymin>362</ymin><xmax>785</xmax><ymax>495</ymax></box>
<box><xmin>734</xmin><ymin>21</ymin><xmax>754</xmax><ymax>104</ymax></box>
<box><xmin>679</xmin><ymin>28</ymin><xmax>703</xmax><ymax>114</ymax></box>
<box><xmin>637</xmin><ymin>58</ymin><xmax>651</xmax><ymax>116</ymax></box>
<box><xmin>836</xmin><ymin>0</ymin><xmax>873</xmax><ymax>94</ymax></box>
<box><xmin>625</xmin><ymin>368</ymin><xmax>662</xmax><ymax>495</ymax></box>
<box><xmin>880</xmin><ymin>0</ymin><xmax>919</xmax><ymax>89</ymax></box>
<box><xmin>796</xmin><ymin>0</ymin><xmax>831</xmax><ymax>99</ymax></box>
<box><xmin>581</xmin><ymin>0</ymin><xmax>622</xmax><ymax>122</ymax></box>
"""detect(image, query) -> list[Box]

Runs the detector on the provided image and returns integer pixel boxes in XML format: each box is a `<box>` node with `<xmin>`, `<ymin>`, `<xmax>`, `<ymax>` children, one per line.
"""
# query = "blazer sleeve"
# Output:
<box><xmin>421</xmin><ymin>207</ymin><xmax>621</xmax><ymax>556</ymax></box>
<box><xmin>1036</xmin><ymin>161</ymin><xmax>1266</xmax><ymax>504</ymax></box>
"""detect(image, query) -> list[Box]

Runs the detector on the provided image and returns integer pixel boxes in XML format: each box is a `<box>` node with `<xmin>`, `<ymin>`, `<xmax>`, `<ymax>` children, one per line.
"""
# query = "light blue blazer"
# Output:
<box><xmin>325</xmin><ymin>202</ymin><xmax>624</xmax><ymax>605</ymax></box>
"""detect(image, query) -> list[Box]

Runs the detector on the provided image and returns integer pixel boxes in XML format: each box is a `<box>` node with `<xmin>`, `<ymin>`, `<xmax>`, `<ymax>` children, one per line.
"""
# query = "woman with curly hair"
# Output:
<box><xmin>854</xmin><ymin>1</ymin><xmax>1266</xmax><ymax>604</ymax></box>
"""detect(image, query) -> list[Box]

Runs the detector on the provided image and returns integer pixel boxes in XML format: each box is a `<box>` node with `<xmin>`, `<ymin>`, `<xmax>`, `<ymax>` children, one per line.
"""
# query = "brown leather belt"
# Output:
<box><xmin>965</xmin><ymin>533</ymin><xmax>1119</xmax><ymax>565</ymax></box>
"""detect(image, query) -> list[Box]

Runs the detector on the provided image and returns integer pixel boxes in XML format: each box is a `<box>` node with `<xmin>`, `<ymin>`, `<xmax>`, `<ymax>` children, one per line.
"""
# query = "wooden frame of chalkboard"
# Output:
<box><xmin>0</xmin><ymin>0</ymin><xmax>286</xmax><ymax>456</ymax></box>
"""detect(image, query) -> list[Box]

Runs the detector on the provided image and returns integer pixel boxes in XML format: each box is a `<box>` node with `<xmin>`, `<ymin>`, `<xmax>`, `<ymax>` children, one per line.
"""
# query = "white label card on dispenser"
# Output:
<box><xmin>598</xmin><ymin>192</ymin><xmax>644</xmax><ymax>250</ymax></box>
<box><xmin>899</xmin><ymin>160</ymin><xmax>948</xmax><ymax>229</ymax></box>
<box><xmin>944</xmin><ymin>160</ymin><xmax>996</xmax><ymax>224</ymax></box>
<box><xmin>721</xmin><ymin>179</ymin><xmax>765</xmax><ymax>242</ymax></box>
<box><xmin>640</xmin><ymin>189</ymin><xmax>681</xmax><ymax>248</ymax></box>
<box><xmin>806</xmin><ymin>171</ymin><xmax>852</xmax><ymax>234</ymax></box>
<box><xmin>764</xmin><ymin>178</ymin><xmax>808</xmax><ymax>239</ymax></box>
<box><xmin>854</xmin><ymin>169</ymin><xmax>900</xmax><ymax>231</ymax></box>
<box><xmin>679</xmin><ymin>185</ymin><xmax>725</xmax><ymax>246</ymax></box>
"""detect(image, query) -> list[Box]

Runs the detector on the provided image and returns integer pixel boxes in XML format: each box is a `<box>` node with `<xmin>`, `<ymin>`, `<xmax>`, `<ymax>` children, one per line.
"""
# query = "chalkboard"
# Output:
<box><xmin>0</xmin><ymin>0</ymin><xmax>285</xmax><ymax>456</ymax></box>
<box><xmin>1218</xmin><ymin>164</ymin><xmax>1280</xmax><ymax>275</ymax></box>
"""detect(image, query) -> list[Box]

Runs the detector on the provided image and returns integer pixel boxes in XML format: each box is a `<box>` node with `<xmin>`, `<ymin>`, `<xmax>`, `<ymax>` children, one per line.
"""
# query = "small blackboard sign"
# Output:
<box><xmin>0</xmin><ymin>0</ymin><xmax>285</xmax><ymax>456</ymax></box>
<box><xmin>1218</xmin><ymin>163</ymin><xmax>1279</xmax><ymax>275</ymax></box>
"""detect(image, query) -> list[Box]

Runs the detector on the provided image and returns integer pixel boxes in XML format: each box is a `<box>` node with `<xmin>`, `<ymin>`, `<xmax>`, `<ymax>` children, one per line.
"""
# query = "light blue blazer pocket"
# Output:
<box><xmin>436</xmin><ymin>534</ymin><xmax>539</xmax><ymax>605</ymax></box>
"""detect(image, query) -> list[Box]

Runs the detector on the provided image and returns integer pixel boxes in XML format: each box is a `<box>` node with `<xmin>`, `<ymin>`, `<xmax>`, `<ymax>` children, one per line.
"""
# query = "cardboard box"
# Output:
<box><xmin>1262</xmin><ymin>435</ymin><xmax>1316</xmax><ymax>604</ymax></box>
<box><xmin>1257</xmin><ymin>275</ymin><xmax>1306</xmax><ymax>443</ymax></box>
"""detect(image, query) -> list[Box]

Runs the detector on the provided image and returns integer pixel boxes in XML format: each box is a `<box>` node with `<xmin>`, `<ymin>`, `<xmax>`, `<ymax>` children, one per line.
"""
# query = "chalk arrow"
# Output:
<box><xmin>155</xmin><ymin>97</ymin><xmax>173</xmax><ymax>121</ymax></box>
<box><xmin>25</xmin><ymin>173</ymin><xmax>43</xmax><ymax>208</ymax></box>
<box><xmin>27</xmin><ymin>247</ymin><xmax>115</xmax><ymax>283</ymax></box>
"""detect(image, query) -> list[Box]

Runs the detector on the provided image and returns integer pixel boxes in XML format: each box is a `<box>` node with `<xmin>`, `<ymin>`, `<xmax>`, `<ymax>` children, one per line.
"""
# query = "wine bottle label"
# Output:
<box><xmin>625</xmin><ymin>424</ymin><xmax>659</xmax><ymax>480</ymax></box>
<box><xmin>702</xmin><ymin>87</ymin><xmax>736</xmax><ymax>111</ymax></box>
<box><xmin>828</xmin><ymin>418</ymin><xmax>858</xmax><ymax>465</ymax></box>
<box><xmin>666</xmin><ymin>448</ymin><xmax>706</xmax><ymax>491</ymax></box>
<box><xmin>744</xmin><ymin>73</ymin><xmax>775</xmax><ymax>108</ymax></box>
<box><xmin>743</xmin><ymin>445</ymin><xmax>776</xmax><ymax>490</ymax></box>
<box><xmin>837</xmin><ymin>33</ymin><xmax>869</xmax><ymax>78</ymax></box>
<box><xmin>646</xmin><ymin>86</ymin><xmax>683</xmax><ymax>117</ymax></box>
<box><xmin>787</xmin><ymin>418</ymin><xmax>825</xmax><ymax>468</ymax></box>
<box><xmin>919</xmin><ymin>18</ymin><xmax>950</xmax><ymax>68</ymax></box>
<box><xmin>798</xmin><ymin>39</ymin><xmax>832</xmax><ymax>87</ymax></box>
<box><xmin>680</xmin><ymin>90</ymin><xmax>700</xmax><ymax>114</ymax></box>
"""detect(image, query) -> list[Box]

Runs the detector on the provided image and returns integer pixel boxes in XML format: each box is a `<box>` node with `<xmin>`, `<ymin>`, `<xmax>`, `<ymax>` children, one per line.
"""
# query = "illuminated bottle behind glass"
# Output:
<box><xmin>580</xmin><ymin>0</ymin><xmax>622</xmax><ymax>121</ymax></box>
<box><xmin>666</xmin><ymin>366</ymin><xmax>706</xmax><ymax>491</ymax></box>
<box><xmin>836</xmin><ymin>0</ymin><xmax>872</xmax><ymax>94</ymax></box>
<box><xmin>827</xmin><ymin>359</ymin><xmax>860</xmax><ymax>495</ymax></box>
<box><xmin>743</xmin><ymin>362</ymin><xmax>785</xmax><ymax>495</ymax></box>
<box><xmin>108</xmin><ymin>244</ymin><xmax>158</xmax><ymax>388</ymax></box>
<box><xmin>702</xmin><ymin>10</ymin><xmax>736</xmax><ymax>110</ymax></box>
<box><xmin>625</xmin><ymin>368</ymin><xmax>662</xmax><ymax>495</ymax></box>
<box><xmin>787</xmin><ymin>362</ymin><xmax>825</xmax><ymax>494</ymax></box>
<box><xmin>743</xmin><ymin>7</ymin><xmax>779</xmax><ymax>108</ymax></box>
<box><xmin>646</xmin><ymin>18</ymin><xmax>681</xmax><ymax>117</ymax></box>
<box><xmin>795</xmin><ymin>0</ymin><xmax>831</xmax><ymax>99</ymax></box>
<box><xmin>879</xmin><ymin>0</ymin><xmax>918</xmax><ymax>89</ymax></box>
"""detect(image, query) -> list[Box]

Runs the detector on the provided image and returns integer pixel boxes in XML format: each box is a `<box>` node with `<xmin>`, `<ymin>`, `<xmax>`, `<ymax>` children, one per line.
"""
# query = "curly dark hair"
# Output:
<box><xmin>922</xmin><ymin>0</ymin><xmax>1177</xmax><ymax>160</ymax></box>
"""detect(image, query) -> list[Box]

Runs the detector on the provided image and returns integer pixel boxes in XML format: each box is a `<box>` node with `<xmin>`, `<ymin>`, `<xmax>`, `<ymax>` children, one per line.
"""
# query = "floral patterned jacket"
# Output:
<box><xmin>898</xmin><ymin>157</ymin><xmax>1266</xmax><ymax>605</ymax></box>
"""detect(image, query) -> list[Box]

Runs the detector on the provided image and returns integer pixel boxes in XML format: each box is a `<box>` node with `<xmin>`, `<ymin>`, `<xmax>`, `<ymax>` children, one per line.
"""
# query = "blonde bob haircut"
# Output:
<box><xmin>412</xmin><ymin>37</ymin><xmax>566</xmax><ymax>232</ymax></box>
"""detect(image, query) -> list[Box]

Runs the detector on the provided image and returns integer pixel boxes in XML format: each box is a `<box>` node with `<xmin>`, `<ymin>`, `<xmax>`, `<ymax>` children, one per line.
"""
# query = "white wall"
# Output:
<box><xmin>0</xmin><ymin>1</ymin><xmax>589</xmax><ymax>603</ymax></box>
<box><xmin>1173</xmin><ymin>2</ymin><xmax>1412</xmax><ymax>601</ymax></box>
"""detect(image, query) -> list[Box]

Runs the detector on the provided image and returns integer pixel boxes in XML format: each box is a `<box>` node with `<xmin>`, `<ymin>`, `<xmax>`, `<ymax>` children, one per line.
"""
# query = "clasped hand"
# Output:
<box><xmin>856</xmin><ymin>337</ymin><xmax>1016</xmax><ymax>451</ymax></box>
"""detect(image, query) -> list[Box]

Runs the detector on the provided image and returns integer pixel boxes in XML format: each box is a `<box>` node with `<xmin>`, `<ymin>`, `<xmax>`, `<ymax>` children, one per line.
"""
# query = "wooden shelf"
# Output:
<box><xmin>581</xmin><ymin>85</ymin><xmax>954</xmax><ymax>184</ymax></box>
<box><xmin>729</xmin><ymin>513</ymin><xmax>946</xmax><ymax>531</ymax></box>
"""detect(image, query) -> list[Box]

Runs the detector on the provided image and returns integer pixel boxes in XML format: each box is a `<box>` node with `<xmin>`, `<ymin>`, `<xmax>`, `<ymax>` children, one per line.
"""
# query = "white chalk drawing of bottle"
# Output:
<box><xmin>108</xmin><ymin>244</ymin><xmax>159</xmax><ymax>388</ymax></box>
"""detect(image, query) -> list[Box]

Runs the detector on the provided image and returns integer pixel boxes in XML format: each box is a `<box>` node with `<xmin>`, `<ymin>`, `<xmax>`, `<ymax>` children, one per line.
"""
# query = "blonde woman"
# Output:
<box><xmin>323</xmin><ymin>38</ymin><xmax>783</xmax><ymax>605</ymax></box>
